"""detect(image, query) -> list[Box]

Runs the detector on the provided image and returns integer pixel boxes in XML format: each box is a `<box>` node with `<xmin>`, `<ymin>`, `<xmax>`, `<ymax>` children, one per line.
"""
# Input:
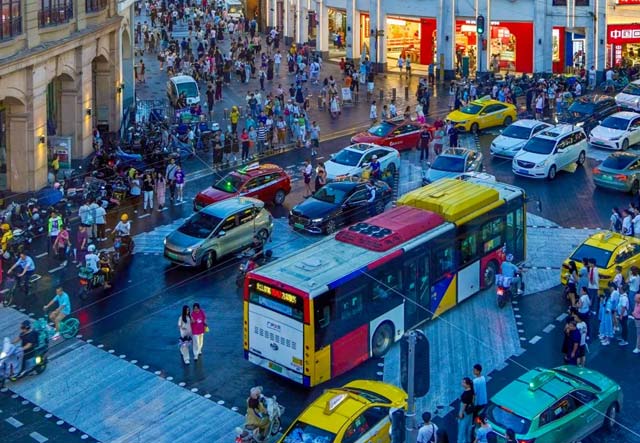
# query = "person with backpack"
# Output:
<box><xmin>609</xmin><ymin>207</ymin><xmax>622</xmax><ymax>233</ymax></box>
<box><xmin>417</xmin><ymin>412</ymin><xmax>438</xmax><ymax>443</ymax></box>
<box><xmin>622</xmin><ymin>209</ymin><xmax>633</xmax><ymax>236</ymax></box>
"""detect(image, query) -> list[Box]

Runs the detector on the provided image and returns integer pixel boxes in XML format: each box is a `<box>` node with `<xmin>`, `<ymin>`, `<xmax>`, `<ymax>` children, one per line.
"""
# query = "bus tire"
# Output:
<box><xmin>371</xmin><ymin>322</ymin><xmax>394</xmax><ymax>357</ymax></box>
<box><xmin>484</xmin><ymin>261</ymin><xmax>498</xmax><ymax>288</ymax></box>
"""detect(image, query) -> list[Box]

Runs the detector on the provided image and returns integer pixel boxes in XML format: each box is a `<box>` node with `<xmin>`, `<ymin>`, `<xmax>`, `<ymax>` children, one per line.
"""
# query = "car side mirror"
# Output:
<box><xmin>218</xmin><ymin>230</ymin><xmax>226</xmax><ymax>237</ymax></box>
<box><xmin>330</xmin><ymin>153</ymin><xmax>335</xmax><ymax>159</ymax></box>
<box><xmin>426</xmin><ymin>162</ymin><xmax>431</xmax><ymax>167</ymax></box>
<box><xmin>598</xmin><ymin>120</ymin><xmax>602</xmax><ymax>125</ymax></box>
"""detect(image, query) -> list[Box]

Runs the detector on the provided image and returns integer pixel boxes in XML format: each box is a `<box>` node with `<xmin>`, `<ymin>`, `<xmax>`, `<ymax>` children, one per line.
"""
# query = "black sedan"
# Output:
<box><xmin>558</xmin><ymin>95</ymin><xmax>619</xmax><ymax>133</ymax></box>
<box><xmin>289</xmin><ymin>180</ymin><xmax>392</xmax><ymax>234</ymax></box>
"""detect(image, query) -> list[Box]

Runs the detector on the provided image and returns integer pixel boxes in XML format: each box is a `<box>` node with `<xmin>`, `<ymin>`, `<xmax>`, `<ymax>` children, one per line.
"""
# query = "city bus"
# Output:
<box><xmin>243</xmin><ymin>178</ymin><xmax>526</xmax><ymax>387</ymax></box>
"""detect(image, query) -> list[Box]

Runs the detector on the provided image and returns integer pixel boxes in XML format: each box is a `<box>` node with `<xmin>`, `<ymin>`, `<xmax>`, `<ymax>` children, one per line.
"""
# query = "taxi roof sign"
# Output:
<box><xmin>528</xmin><ymin>370</ymin><xmax>556</xmax><ymax>391</ymax></box>
<box><xmin>325</xmin><ymin>393</ymin><xmax>348</xmax><ymax>414</ymax></box>
<box><xmin>238</xmin><ymin>162</ymin><xmax>260</xmax><ymax>174</ymax></box>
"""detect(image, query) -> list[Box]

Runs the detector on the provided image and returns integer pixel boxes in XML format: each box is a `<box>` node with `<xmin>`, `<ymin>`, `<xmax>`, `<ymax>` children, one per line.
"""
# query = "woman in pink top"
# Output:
<box><xmin>191</xmin><ymin>303</ymin><xmax>207</xmax><ymax>359</ymax></box>
<box><xmin>633</xmin><ymin>293</ymin><xmax>640</xmax><ymax>354</ymax></box>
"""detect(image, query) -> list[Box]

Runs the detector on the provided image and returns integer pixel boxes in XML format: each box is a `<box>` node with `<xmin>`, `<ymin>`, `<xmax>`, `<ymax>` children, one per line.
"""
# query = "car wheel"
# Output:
<box><xmin>547</xmin><ymin>165</ymin><xmax>557</xmax><ymax>180</ymax></box>
<box><xmin>503</xmin><ymin>116</ymin><xmax>513</xmax><ymax>126</ymax></box>
<box><xmin>577</xmin><ymin>150</ymin><xmax>586</xmax><ymax>166</ymax></box>
<box><xmin>203</xmin><ymin>251</ymin><xmax>216</xmax><ymax>270</ymax></box>
<box><xmin>371</xmin><ymin>322</ymin><xmax>394</xmax><ymax>357</ymax></box>
<box><xmin>375</xmin><ymin>200</ymin><xmax>385</xmax><ymax>214</ymax></box>
<box><xmin>324</xmin><ymin>219</ymin><xmax>337</xmax><ymax>235</ymax></box>
<box><xmin>273</xmin><ymin>189</ymin><xmax>286</xmax><ymax>205</ymax></box>
<box><xmin>385</xmin><ymin>162</ymin><xmax>397</xmax><ymax>177</ymax></box>
<box><xmin>483</xmin><ymin>261</ymin><xmax>498</xmax><ymax>288</ymax></box>
<box><xmin>631</xmin><ymin>180</ymin><xmax>639</xmax><ymax>195</ymax></box>
<box><xmin>256</xmin><ymin>229</ymin><xmax>270</xmax><ymax>241</ymax></box>
<box><xmin>471</xmin><ymin>123</ymin><xmax>479</xmax><ymax>134</ymax></box>
<box><xmin>603</xmin><ymin>403</ymin><xmax>618</xmax><ymax>431</ymax></box>
<box><xmin>622</xmin><ymin>139</ymin><xmax>629</xmax><ymax>151</ymax></box>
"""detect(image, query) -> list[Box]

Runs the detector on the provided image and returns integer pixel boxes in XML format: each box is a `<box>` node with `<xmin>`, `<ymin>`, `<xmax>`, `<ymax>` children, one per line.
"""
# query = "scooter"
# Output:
<box><xmin>235</xmin><ymin>248</ymin><xmax>273</xmax><ymax>288</ymax></box>
<box><xmin>112</xmin><ymin>234</ymin><xmax>135</xmax><ymax>265</ymax></box>
<box><xmin>235</xmin><ymin>394</ymin><xmax>284</xmax><ymax>443</ymax></box>
<box><xmin>495</xmin><ymin>274</ymin><xmax>513</xmax><ymax>309</ymax></box>
<box><xmin>0</xmin><ymin>331</ymin><xmax>48</xmax><ymax>388</ymax></box>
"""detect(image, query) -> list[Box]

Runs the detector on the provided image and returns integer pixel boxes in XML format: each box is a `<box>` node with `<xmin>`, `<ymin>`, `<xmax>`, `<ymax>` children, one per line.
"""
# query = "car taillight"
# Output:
<box><xmin>518</xmin><ymin>439</ymin><xmax>535</xmax><ymax>443</ymax></box>
<box><xmin>592</xmin><ymin>167</ymin><xmax>601</xmax><ymax>174</ymax></box>
<box><xmin>615</xmin><ymin>174</ymin><xmax>627</xmax><ymax>181</ymax></box>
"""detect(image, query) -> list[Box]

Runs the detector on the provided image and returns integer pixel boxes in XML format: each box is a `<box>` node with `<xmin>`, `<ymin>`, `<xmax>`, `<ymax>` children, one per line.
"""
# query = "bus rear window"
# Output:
<box><xmin>249</xmin><ymin>282</ymin><xmax>304</xmax><ymax>320</ymax></box>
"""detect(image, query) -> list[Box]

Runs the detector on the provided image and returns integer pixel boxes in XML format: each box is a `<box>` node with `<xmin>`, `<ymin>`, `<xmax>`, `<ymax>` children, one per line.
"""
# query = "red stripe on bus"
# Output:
<box><xmin>367</xmin><ymin>249</ymin><xmax>404</xmax><ymax>270</ymax></box>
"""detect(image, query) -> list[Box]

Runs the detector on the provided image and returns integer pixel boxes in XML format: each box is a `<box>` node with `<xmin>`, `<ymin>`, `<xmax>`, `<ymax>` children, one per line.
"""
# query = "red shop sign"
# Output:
<box><xmin>617</xmin><ymin>0</ymin><xmax>640</xmax><ymax>4</ymax></box>
<box><xmin>608</xmin><ymin>23</ymin><xmax>640</xmax><ymax>44</ymax></box>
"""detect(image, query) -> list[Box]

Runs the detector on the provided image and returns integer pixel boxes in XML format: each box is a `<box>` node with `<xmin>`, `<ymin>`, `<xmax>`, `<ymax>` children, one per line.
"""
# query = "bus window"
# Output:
<box><xmin>369</xmin><ymin>265</ymin><xmax>403</xmax><ymax>319</ymax></box>
<box><xmin>481</xmin><ymin>218</ymin><xmax>505</xmax><ymax>253</ymax></box>
<box><xmin>338</xmin><ymin>290</ymin><xmax>364</xmax><ymax>319</ymax></box>
<box><xmin>433</xmin><ymin>246</ymin><xmax>455</xmax><ymax>277</ymax></box>
<box><xmin>458</xmin><ymin>233</ymin><xmax>478</xmax><ymax>266</ymax></box>
<box><xmin>404</xmin><ymin>254</ymin><xmax>430</xmax><ymax>327</ymax></box>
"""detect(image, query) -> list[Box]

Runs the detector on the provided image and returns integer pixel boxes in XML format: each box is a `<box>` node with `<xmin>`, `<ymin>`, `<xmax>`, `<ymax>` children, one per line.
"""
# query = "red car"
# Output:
<box><xmin>194</xmin><ymin>163</ymin><xmax>291</xmax><ymax>211</ymax></box>
<box><xmin>351</xmin><ymin>118</ymin><xmax>434</xmax><ymax>151</ymax></box>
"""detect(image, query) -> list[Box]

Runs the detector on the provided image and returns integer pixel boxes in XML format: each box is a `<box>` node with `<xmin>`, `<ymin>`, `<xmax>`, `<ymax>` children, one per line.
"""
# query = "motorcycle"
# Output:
<box><xmin>112</xmin><ymin>234</ymin><xmax>135</xmax><ymax>265</ymax></box>
<box><xmin>236</xmin><ymin>248</ymin><xmax>273</xmax><ymax>288</ymax></box>
<box><xmin>0</xmin><ymin>329</ymin><xmax>49</xmax><ymax>388</ymax></box>
<box><xmin>235</xmin><ymin>394</ymin><xmax>284</xmax><ymax>443</ymax></box>
<box><xmin>495</xmin><ymin>274</ymin><xmax>513</xmax><ymax>309</ymax></box>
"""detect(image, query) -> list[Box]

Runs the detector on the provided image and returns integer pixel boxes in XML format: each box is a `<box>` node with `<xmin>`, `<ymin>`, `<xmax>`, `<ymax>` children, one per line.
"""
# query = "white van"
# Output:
<box><xmin>166</xmin><ymin>75</ymin><xmax>200</xmax><ymax>108</ymax></box>
<box><xmin>225</xmin><ymin>0</ymin><xmax>244</xmax><ymax>21</ymax></box>
<box><xmin>512</xmin><ymin>124</ymin><xmax>587</xmax><ymax>180</ymax></box>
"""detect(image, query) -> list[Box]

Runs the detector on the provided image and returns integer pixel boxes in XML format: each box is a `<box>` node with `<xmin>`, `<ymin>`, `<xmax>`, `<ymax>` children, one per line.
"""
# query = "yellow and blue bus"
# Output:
<box><xmin>243</xmin><ymin>178</ymin><xmax>526</xmax><ymax>387</ymax></box>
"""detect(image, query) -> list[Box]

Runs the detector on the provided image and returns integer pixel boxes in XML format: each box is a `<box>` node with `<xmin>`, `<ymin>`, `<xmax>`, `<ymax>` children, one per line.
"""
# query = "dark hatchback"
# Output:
<box><xmin>289</xmin><ymin>180</ymin><xmax>392</xmax><ymax>234</ymax></box>
<box><xmin>558</xmin><ymin>95</ymin><xmax>619</xmax><ymax>133</ymax></box>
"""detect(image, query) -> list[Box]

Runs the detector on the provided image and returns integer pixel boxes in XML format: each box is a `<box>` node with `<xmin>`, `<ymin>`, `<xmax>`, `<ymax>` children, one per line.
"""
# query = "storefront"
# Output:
<box><xmin>455</xmin><ymin>20</ymin><xmax>479</xmax><ymax>75</ymax></box>
<box><xmin>489</xmin><ymin>21</ymin><xmax>533</xmax><ymax>74</ymax></box>
<box><xmin>359</xmin><ymin>15</ymin><xmax>436</xmax><ymax>65</ymax></box>
<box><xmin>552</xmin><ymin>27</ymin><xmax>586</xmax><ymax>74</ymax></box>
<box><xmin>328</xmin><ymin>8</ymin><xmax>347</xmax><ymax>50</ymax></box>
<box><xmin>606</xmin><ymin>23</ymin><xmax>640</xmax><ymax>68</ymax></box>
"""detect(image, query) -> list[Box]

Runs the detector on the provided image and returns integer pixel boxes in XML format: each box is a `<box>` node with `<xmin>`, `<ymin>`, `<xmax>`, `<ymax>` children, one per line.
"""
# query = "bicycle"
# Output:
<box><xmin>36</xmin><ymin>308</ymin><xmax>80</xmax><ymax>340</ymax></box>
<box><xmin>1</xmin><ymin>275</ymin><xmax>18</xmax><ymax>307</ymax></box>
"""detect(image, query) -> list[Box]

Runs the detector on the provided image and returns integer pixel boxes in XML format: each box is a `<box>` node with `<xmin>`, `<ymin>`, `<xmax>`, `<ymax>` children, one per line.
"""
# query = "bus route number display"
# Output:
<box><xmin>256</xmin><ymin>282</ymin><xmax>297</xmax><ymax>304</ymax></box>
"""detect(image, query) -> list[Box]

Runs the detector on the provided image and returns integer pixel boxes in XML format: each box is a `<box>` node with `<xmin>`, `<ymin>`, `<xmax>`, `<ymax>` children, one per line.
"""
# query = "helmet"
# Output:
<box><xmin>53</xmin><ymin>182</ymin><xmax>61</xmax><ymax>189</ymax></box>
<box><xmin>1</xmin><ymin>223</ymin><xmax>9</xmax><ymax>231</ymax></box>
<box><xmin>121</xmin><ymin>214</ymin><xmax>129</xmax><ymax>222</ymax></box>
<box><xmin>88</xmin><ymin>244</ymin><xmax>96</xmax><ymax>253</ymax></box>
<box><xmin>21</xmin><ymin>320</ymin><xmax>31</xmax><ymax>329</ymax></box>
<box><xmin>506</xmin><ymin>253</ymin><xmax>514</xmax><ymax>262</ymax></box>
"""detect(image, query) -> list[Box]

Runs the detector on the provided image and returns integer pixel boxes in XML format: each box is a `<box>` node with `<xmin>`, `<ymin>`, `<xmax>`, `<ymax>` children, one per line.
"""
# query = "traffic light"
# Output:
<box><xmin>477</xmin><ymin>15</ymin><xmax>485</xmax><ymax>35</ymax></box>
<box><xmin>400</xmin><ymin>330</ymin><xmax>430</xmax><ymax>398</ymax></box>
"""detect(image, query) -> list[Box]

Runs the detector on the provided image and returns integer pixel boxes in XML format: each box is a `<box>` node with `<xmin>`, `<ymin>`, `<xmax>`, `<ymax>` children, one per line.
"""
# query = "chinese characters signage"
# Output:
<box><xmin>607</xmin><ymin>24</ymin><xmax>640</xmax><ymax>45</ymax></box>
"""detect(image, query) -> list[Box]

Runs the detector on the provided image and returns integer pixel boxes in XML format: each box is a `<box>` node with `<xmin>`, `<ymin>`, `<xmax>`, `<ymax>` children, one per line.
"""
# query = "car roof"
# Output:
<box><xmin>440</xmin><ymin>147</ymin><xmax>475</xmax><ymax>158</ymax></box>
<box><xmin>490</xmin><ymin>368</ymin><xmax>581</xmax><ymax>419</ymax></box>
<box><xmin>536</xmin><ymin>124</ymin><xmax>581</xmax><ymax>139</ymax></box>
<box><xmin>232</xmin><ymin>162</ymin><xmax>283</xmax><ymax>179</ymax></box>
<box><xmin>469</xmin><ymin>96</ymin><xmax>512</xmax><ymax>107</ymax></box>
<box><xmin>345</xmin><ymin>143</ymin><xmax>385</xmax><ymax>152</ymax></box>
<box><xmin>582</xmin><ymin>231</ymin><xmax>637</xmax><ymax>252</ymax></box>
<box><xmin>326</xmin><ymin>181</ymin><xmax>359</xmax><ymax>191</ymax></box>
<box><xmin>512</xmin><ymin>119</ymin><xmax>549</xmax><ymax>129</ymax></box>
<box><xmin>574</xmin><ymin>94</ymin><xmax>614</xmax><ymax>104</ymax></box>
<box><xmin>170</xmin><ymin>75</ymin><xmax>197</xmax><ymax>84</ymax></box>
<box><xmin>609</xmin><ymin>111</ymin><xmax>640</xmax><ymax>120</ymax></box>
<box><xmin>200</xmin><ymin>197</ymin><xmax>264</xmax><ymax>217</ymax></box>
<box><xmin>605</xmin><ymin>151</ymin><xmax>640</xmax><ymax>163</ymax></box>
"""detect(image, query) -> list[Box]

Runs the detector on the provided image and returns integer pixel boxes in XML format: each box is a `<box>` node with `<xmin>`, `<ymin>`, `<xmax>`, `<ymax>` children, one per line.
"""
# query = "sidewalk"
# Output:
<box><xmin>0</xmin><ymin>308</ymin><xmax>244</xmax><ymax>443</ymax></box>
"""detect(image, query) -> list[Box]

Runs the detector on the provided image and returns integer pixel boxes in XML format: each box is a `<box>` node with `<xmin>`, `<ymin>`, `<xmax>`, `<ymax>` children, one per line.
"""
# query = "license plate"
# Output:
<box><xmin>518</xmin><ymin>168</ymin><xmax>529</xmax><ymax>175</ymax></box>
<box><xmin>601</xmin><ymin>174</ymin><xmax>613</xmax><ymax>181</ymax></box>
<box><xmin>294</xmin><ymin>223</ymin><xmax>305</xmax><ymax>230</ymax></box>
<box><xmin>167</xmin><ymin>251</ymin><xmax>179</xmax><ymax>260</ymax></box>
<box><xmin>268</xmin><ymin>361</ymin><xmax>283</xmax><ymax>373</ymax></box>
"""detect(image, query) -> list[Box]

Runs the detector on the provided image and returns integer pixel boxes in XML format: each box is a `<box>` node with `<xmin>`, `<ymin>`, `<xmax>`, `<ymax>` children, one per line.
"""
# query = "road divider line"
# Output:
<box><xmin>36</xmin><ymin>252</ymin><xmax>48</xmax><ymax>258</ymax></box>
<box><xmin>556</xmin><ymin>313</ymin><xmax>569</xmax><ymax>322</ymax></box>
<box><xmin>529</xmin><ymin>335</ymin><xmax>542</xmax><ymax>344</ymax></box>
<box><xmin>6</xmin><ymin>416</ymin><xmax>23</xmax><ymax>427</ymax></box>
<box><xmin>29</xmin><ymin>432</ymin><xmax>49</xmax><ymax>443</ymax></box>
<box><xmin>542</xmin><ymin>324</ymin><xmax>556</xmax><ymax>333</ymax></box>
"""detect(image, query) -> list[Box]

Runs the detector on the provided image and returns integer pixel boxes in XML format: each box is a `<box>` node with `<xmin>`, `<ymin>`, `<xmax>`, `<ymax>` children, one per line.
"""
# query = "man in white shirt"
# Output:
<box><xmin>416</xmin><ymin>412</ymin><xmax>438</xmax><ymax>443</ymax></box>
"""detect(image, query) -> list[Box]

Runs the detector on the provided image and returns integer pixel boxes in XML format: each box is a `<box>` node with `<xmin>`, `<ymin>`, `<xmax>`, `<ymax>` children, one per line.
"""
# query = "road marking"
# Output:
<box><xmin>48</xmin><ymin>265</ymin><xmax>65</xmax><ymax>274</ymax></box>
<box><xmin>6</xmin><ymin>417</ymin><xmax>23</xmax><ymax>427</ymax></box>
<box><xmin>543</xmin><ymin>324</ymin><xmax>556</xmax><ymax>333</ymax></box>
<box><xmin>138</xmin><ymin>213</ymin><xmax>150</xmax><ymax>219</ymax></box>
<box><xmin>529</xmin><ymin>335</ymin><xmax>542</xmax><ymax>344</ymax></box>
<box><xmin>30</xmin><ymin>432</ymin><xmax>48</xmax><ymax>442</ymax></box>
<box><xmin>36</xmin><ymin>252</ymin><xmax>48</xmax><ymax>258</ymax></box>
<box><xmin>556</xmin><ymin>313</ymin><xmax>569</xmax><ymax>322</ymax></box>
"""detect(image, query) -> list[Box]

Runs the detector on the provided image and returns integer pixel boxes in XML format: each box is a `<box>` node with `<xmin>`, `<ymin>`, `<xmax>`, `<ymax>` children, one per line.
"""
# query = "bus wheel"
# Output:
<box><xmin>371</xmin><ymin>322</ymin><xmax>394</xmax><ymax>357</ymax></box>
<box><xmin>483</xmin><ymin>261</ymin><xmax>498</xmax><ymax>288</ymax></box>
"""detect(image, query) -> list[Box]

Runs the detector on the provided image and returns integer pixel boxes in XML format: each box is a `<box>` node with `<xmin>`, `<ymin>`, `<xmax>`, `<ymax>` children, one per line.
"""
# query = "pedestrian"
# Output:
<box><xmin>419</xmin><ymin>127</ymin><xmax>432</xmax><ymax>162</ymax></box>
<box><xmin>598</xmin><ymin>288</ymin><xmax>614</xmax><ymax>346</ymax></box>
<box><xmin>94</xmin><ymin>203</ymin><xmax>106</xmax><ymax>241</ymax></box>
<box><xmin>564</xmin><ymin>318</ymin><xmax>581</xmax><ymax>365</ymax></box>
<box><xmin>472</xmin><ymin>364</ymin><xmax>487</xmax><ymax>418</ymax></box>
<box><xmin>448</xmin><ymin>82</ymin><xmax>456</xmax><ymax>110</ymax></box>
<box><xmin>47</xmin><ymin>210</ymin><xmax>63</xmax><ymax>254</ymax></box>
<box><xmin>577</xmin><ymin>286</ymin><xmax>592</xmax><ymax>340</ymax></box>
<box><xmin>52</xmin><ymin>226</ymin><xmax>70</xmax><ymax>267</ymax></box>
<box><xmin>406</xmin><ymin>57</ymin><xmax>412</xmax><ymax>77</ymax></box>
<box><xmin>632</xmin><ymin>291</ymin><xmax>640</xmax><ymax>353</ymax></box>
<box><xmin>129</xmin><ymin>172</ymin><xmax>142</xmax><ymax>213</ymax></box>
<box><xmin>573</xmin><ymin>308</ymin><xmax>588</xmax><ymax>367</ymax></box>
<box><xmin>191</xmin><ymin>303</ymin><xmax>207</xmax><ymax>360</ymax></box>
<box><xmin>142</xmin><ymin>172</ymin><xmax>154</xmax><ymax>212</ymax></box>
<box><xmin>310</xmin><ymin>121</ymin><xmax>320</xmax><ymax>156</ymax></box>
<box><xmin>457</xmin><ymin>377</ymin><xmax>474</xmax><ymax>443</ymax></box>
<box><xmin>303</xmin><ymin>159</ymin><xmax>313</xmax><ymax>198</ymax></box>
<box><xmin>315</xmin><ymin>162</ymin><xmax>326</xmax><ymax>193</ymax></box>
<box><xmin>474</xmin><ymin>415</ymin><xmax>493</xmax><ymax>443</ymax></box>
<box><xmin>88</xmin><ymin>198</ymin><xmax>99</xmax><ymax>239</ymax></box>
<box><xmin>166</xmin><ymin>158</ymin><xmax>178</xmax><ymax>203</ymax></box>
<box><xmin>565</xmin><ymin>260</ymin><xmax>579</xmax><ymax>307</ymax></box>
<box><xmin>78</xmin><ymin>200</ymin><xmax>92</xmax><ymax>227</ymax></box>
<box><xmin>505</xmin><ymin>429</ymin><xmax>517</xmax><ymax>443</ymax></box>
<box><xmin>173</xmin><ymin>164</ymin><xmax>184</xmax><ymax>203</ymax></box>
<box><xmin>369</xmin><ymin>100</ymin><xmax>378</xmax><ymax>122</ymax></box>
<box><xmin>618</xmin><ymin>284</ymin><xmax>630</xmax><ymax>346</ymax></box>
<box><xmin>156</xmin><ymin>172</ymin><xmax>166</xmax><ymax>210</ymax></box>
<box><xmin>416</xmin><ymin>412</ymin><xmax>438</xmax><ymax>443</ymax></box>
<box><xmin>535</xmin><ymin>93</ymin><xmax>544</xmax><ymax>121</ymax></box>
<box><xmin>622</xmin><ymin>209</ymin><xmax>633</xmax><ymax>236</ymax></box>
<box><xmin>366</xmin><ymin>179</ymin><xmax>377</xmax><ymax>216</ymax></box>
<box><xmin>610</xmin><ymin>207</ymin><xmax>622</xmax><ymax>232</ymax></box>
<box><xmin>75</xmin><ymin>224</ymin><xmax>89</xmax><ymax>266</ymax></box>
<box><xmin>448</xmin><ymin>124</ymin><xmax>459</xmax><ymax>147</ymax></box>
<box><xmin>139</xmin><ymin>59</ymin><xmax>146</xmax><ymax>82</ymax></box>
<box><xmin>178</xmin><ymin>305</ymin><xmax>192</xmax><ymax>364</ymax></box>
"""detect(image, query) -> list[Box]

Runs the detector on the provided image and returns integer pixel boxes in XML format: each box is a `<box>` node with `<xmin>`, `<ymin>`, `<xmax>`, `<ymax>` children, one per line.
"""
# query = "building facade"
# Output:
<box><xmin>0</xmin><ymin>0</ymin><xmax>134</xmax><ymax>193</ymax></box>
<box><xmin>605</xmin><ymin>0</ymin><xmax>640</xmax><ymax>68</ymax></box>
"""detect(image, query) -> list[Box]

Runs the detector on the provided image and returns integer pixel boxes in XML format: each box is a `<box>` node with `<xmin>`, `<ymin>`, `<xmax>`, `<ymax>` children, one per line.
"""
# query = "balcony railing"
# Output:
<box><xmin>0</xmin><ymin>16</ymin><xmax>22</xmax><ymax>41</ymax></box>
<box><xmin>38</xmin><ymin>4</ymin><xmax>74</xmax><ymax>28</ymax></box>
<box><xmin>86</xmin><ymin>0</ymin><xmax>108</xmax><ymax>13</ymax></box>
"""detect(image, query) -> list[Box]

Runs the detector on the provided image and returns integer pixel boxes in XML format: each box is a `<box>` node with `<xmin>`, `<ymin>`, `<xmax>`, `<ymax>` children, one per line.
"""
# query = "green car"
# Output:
<box><xmin>486</xmin><ymin>366</ymin><xmax>623</xmax><ymax>443</ymax></box>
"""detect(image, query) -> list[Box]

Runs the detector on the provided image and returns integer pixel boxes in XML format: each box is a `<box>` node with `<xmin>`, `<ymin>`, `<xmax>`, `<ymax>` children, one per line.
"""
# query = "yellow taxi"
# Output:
<box><xmin>561</xmin><ymin>231</ymin><xmax>640</xmax><ymax>292</ymax></box>
<box><xmin>278</xmin><ymin>380</ymin><xmax>407</xmax><ymax>443</ymax></box>
<box><xmin>446</xmin><ymin>96</ymin><xmax>517</xmax><ymax>133</ymax></box>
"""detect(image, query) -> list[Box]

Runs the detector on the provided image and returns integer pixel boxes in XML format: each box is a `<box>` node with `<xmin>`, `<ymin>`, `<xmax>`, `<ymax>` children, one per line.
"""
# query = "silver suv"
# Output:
<box><xmin>164</xmin><ymin>197</ymin><xmax>273</xmax><ymax>269</ymax></box>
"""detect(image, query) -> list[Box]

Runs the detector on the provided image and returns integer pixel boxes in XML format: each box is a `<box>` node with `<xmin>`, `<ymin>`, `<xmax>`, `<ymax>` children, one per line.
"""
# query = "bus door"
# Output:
<box><xmin>403</xmin><ymin>254</ymin><xmax>430</xmax><ymax>327</ymax></box>
<box><xmin>505</xmin><ymin>207</ymin><xmax>525</xmax><ymax>262</ymax></box>
<box><xmin>456</xmin><ymin>231</ymin><xmax>481</xmax><ymax>302</ymax></box>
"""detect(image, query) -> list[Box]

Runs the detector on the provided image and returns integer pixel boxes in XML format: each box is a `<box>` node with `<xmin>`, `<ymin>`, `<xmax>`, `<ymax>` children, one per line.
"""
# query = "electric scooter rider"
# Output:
<box><xmin>12</xmin><ymin>320</ymin><xmax>38</xmax><ymax>376</ymax></box>
<box><xmin>501</xmin><ymin>254</ymin><xmax>523</xmax><ymax>295</ymax></box>
<box><xmin>85</xmin><ymin>245</ymin><xmax>111</xmax><ymax>289</ymax></box>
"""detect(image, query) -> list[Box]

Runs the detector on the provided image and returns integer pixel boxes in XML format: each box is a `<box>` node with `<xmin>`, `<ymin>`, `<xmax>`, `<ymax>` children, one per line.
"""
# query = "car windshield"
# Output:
<box><xmin>176</xmin><ymin>82</ymin><xmax>198</xmax><ymax>97</ymax></box>
<box><xmin>570</xmin><ymin>244</ymin><xmax>613</xmax><ymax>268</ymax></box>
<box><xmin>622</xmin><ymin>83</ymin><xmax>640</xmax><ymax>96</ymax></box>
<box><xmin>600</xmin><ymin>116</ymin><xmax>630</xmax><ymax>131</ymax></box>
<box><xmin>431</xmin><ymin>156</ymin><xmax>465</xmax><ymax>172</ymax></box>
<box><xmin>568</xmin><ymin>101</ymin><xmax>595</xmax><ymax>116</ymax></box>
<box><xmin>523</xmin><ymin>137</ymin><xmax>557</xmax><ymax>155</ymax></box>
<box><xmin>501</xmin><ymin>125</ymin><xmax>532</xmax><ymax>140</ymax></box>
<box><xmin>368</xmin><ymin>122</ymin><xmax>394</xmax><ymax>137</ymax></box>
<box><xmin>459</xmin><ymin>104</ymin><xmax>483</xmax><ymax>115</ymax></box>
<box><xmin>177</xmin><ymin>213</ymin><xmax>222</xmax><ymax>239</ymax></box>
<box><xmin>332</xmin><ymin>149</ymin><xmax>363</xmax><ymax>167</ymax></box>
<box><xmin>213</xmin><ymin>173</ymin><xmax>244</xmax><ymax>193</ymax></box>
<box><xmin>313</xmin><ymin>185</ymin><xmax>348</xmax><ymax>204</ymax></box>
<box><xmin>602</xmin><ymin>155</ymin><xmax>637</xmax><ymax>170</ymax></box>
<box><xmin>282</xmin><ymin>421</ymin><xmax>335</xmax><ymax>443</ymax></box>
<box><xmin>486</xmin><ymin>403</ymin><xmax>531</xmax><ymax>435</ymax></box>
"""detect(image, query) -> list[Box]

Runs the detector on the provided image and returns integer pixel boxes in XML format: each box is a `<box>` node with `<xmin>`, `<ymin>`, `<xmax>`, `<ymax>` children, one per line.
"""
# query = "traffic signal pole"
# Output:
<box><xmin>405</xmin><ymin>331</ymin><xmax>418</xmax><ymax>443</ymax></box>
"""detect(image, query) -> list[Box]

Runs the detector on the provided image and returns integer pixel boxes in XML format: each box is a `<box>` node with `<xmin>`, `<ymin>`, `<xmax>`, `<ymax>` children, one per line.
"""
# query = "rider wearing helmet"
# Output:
<box><xmin>84</xmin><ymin>244</ymin><xmax>109</xmax><ymax>288</ymax></box>
<box><xmin>114</xmin><ymin>214</ymin><xmax>131</xmax><ymax>237</ymax></box>
<box><xmin>501</xmin><ymin>254</ymin><xmax>523</xmax><ymax>295</ymax></box>
<box><xmin>369</xmin><ymin>154</ymin><xmax>381</xmax><ymax>180</ymax></box>
<box><xmin>1</xmin><ymin>223</ymin><xmax>13</xmax><ymax>254</ymax></box>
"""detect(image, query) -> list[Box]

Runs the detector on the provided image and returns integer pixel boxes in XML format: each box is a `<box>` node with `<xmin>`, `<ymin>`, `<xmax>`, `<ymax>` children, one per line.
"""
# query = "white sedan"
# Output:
<box><xmin>490</xmin><ymin>119</ymin><xmax>552</xmax><ymax>159</ymax></box>
<box><xmin>588</xmin><ymin>111</ymin><xmax>640</xmax><ymax>150</ymax></box>
<box><xmin>324</xmin><ymin>143</ymin><xmax>400</xmax><ymax>180</ymax></box>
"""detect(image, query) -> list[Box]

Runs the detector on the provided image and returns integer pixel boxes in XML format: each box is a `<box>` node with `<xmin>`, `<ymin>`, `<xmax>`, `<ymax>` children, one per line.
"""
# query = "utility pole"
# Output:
<box><xmin>405</xmin><ymin>331</ymin><xmax>417</xmax><ymax>443</ymax></box>
<box><xmin>401</xmin><ymin>330</ymin><xmax>430</xmax><ymax>443</ymax></box>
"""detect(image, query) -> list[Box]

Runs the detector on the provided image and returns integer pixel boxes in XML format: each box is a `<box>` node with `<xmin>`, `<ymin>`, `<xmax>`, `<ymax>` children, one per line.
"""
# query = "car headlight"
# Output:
<box><xmin>576</xmin><ymin>121</ymin><xmax>585</xmax><ymax>127</ymax></box>
<box><xmin>457</xmin><ymin>120</ymin><xmax>468</xmax><ymax>125</ymax></box>
<box><xmin>311</xmin><ymin>218</ymin><xmax>324</xmax><ymax>224</ymax></box>
<box><xmin>490</xmin><ymin>142</ymin><xmax>496</xmax><ymax>149</ymax></box>
<box><xmin>611</xmin><ymin>136</ymin><xmax>621</xmax><ymax>141</ymax></box>
<box><xmin>163</xmin><ymin>238</ymin><xmax>167</xmax><ymax>245</ymax></box>
<box><xmin>536</xmin><ymin>159</ymin><xmax>549</xmax><ymax>168</ymax></box>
